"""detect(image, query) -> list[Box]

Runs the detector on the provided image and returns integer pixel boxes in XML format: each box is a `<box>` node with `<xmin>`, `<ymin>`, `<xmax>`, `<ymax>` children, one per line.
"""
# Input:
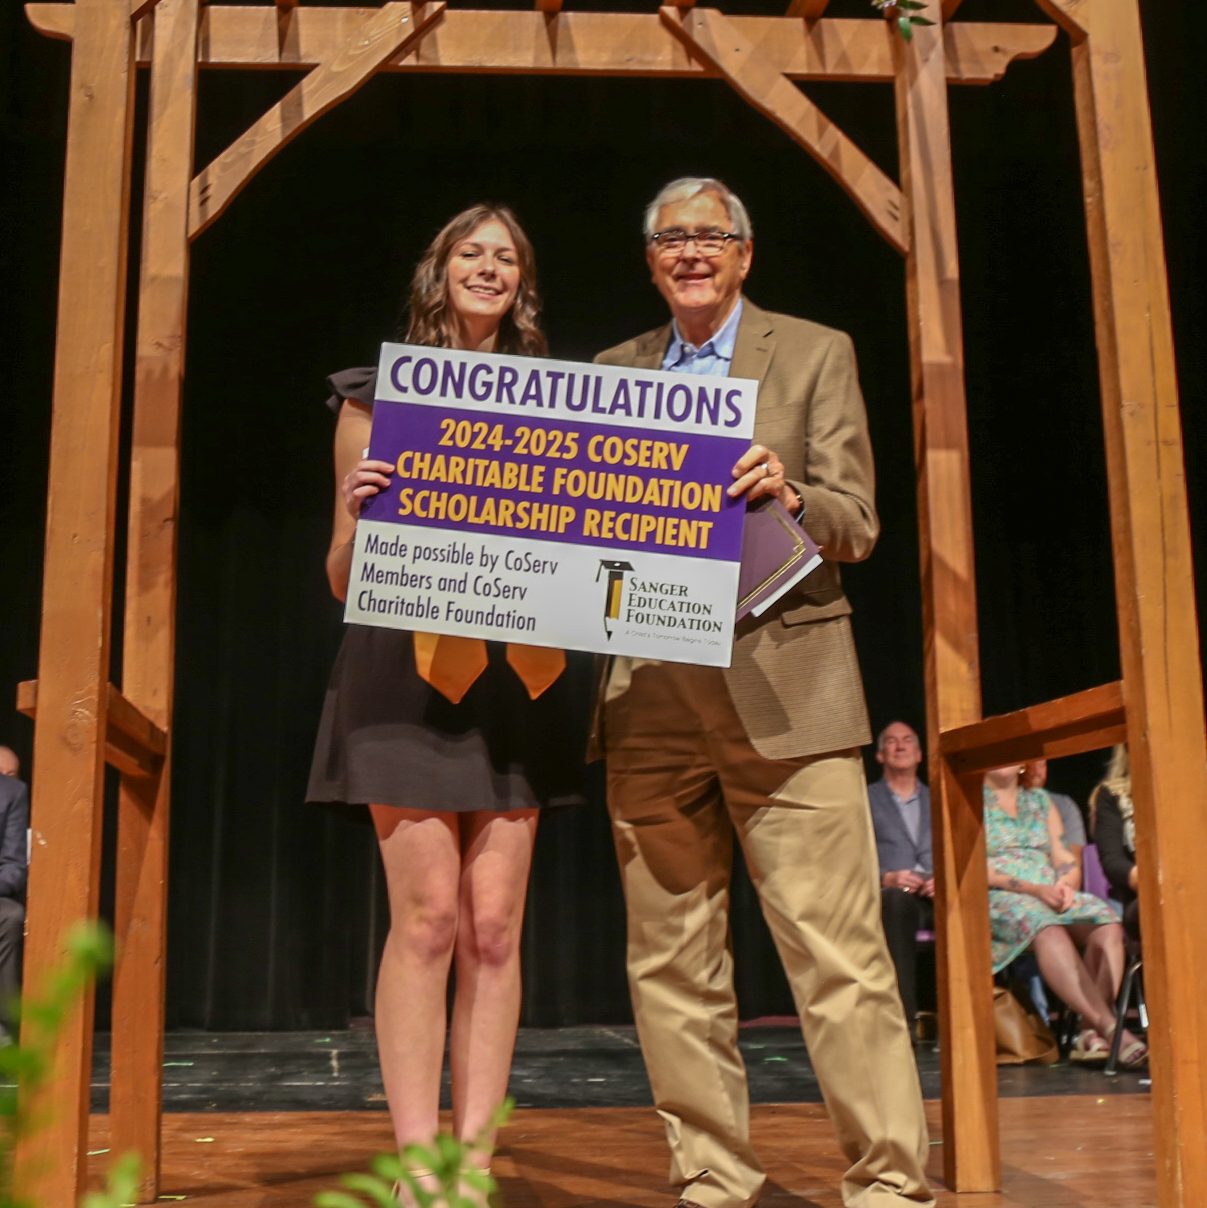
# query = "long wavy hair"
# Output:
<box><xmin>1089</xmin><ymin>744</ymin><xmax>1133</xmax><ymax>843</ymax></box>
<box><xmin>401</xmin><ymin>204</ymin><xmax>547</xmax><ymax>356</ymax></box>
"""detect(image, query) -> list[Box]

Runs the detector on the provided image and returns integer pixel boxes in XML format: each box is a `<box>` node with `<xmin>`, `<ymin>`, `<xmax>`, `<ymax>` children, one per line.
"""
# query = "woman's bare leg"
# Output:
<box><xmin>1068</xmin><ymin>921</ymin><xmax>1126</xmax><ymax>1005</ymax></box>
<box><xmin>448</xmin><ymin>809</ymin><xmax>539</xmax><ymax>1150</ymax></box>
<box><xmin>1031</xmin><ymin>924</ymin><xmax>1141</xmax><ymax>1048</ymax></box>
<box><xmin>1030</xmin><ymin>924</ymin><xmax>1117</xmax><ymax>1036</ymax></box>
<box><xmin>372</xmin><ymin>805</ymin><xmax>462</xmax><ymax>1151</ymax></box>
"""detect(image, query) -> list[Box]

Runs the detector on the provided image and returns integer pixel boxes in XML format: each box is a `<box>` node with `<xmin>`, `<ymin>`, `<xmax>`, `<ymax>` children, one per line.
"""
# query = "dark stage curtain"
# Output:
<box><xmin>1</xmin><ymin>0</ymin><xmax>1205</xmax><ymax>1029</ymax></box>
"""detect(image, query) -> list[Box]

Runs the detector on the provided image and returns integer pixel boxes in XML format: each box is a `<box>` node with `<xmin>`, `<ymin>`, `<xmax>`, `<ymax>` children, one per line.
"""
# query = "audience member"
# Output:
<box><xmin>984</xmin><ymin>763</ymin><xmax>1145</xmax><ymax>1066</ymax></box>
<box><xmin>868</xmin><ymin>721</ymin><xmax>933</xmax><ymax>1034</ymax></box>
<box><xmin>1090</xmin><ymin>745</ymin><xmax>1139</xmax><ymax>941</ymax></box>
<box><xmin>1022</xmin><ymin>758</ymin><xmax>1085</xmax><ymax>887</ymax></box>
<box><xmin>0</xmin><ymin>747</ymin><xmax>28</xmax><ymax>1044</ymax></box>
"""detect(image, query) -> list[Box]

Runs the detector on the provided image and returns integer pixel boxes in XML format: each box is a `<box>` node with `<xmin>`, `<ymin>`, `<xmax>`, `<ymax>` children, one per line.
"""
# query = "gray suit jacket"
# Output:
<box><xmin>868</xmin><ymin>777</ymin><xmax>933</xmax><ymax>878</ymax></box>
<box><xmin>0</xmin><ymin>777</ymin><xmax>29</xmax><ymax>901</ymax></box>
<box><xmin>593</xmin><ymin>299</ymin><xmax>877</xmax><ymax>759</ymax></box>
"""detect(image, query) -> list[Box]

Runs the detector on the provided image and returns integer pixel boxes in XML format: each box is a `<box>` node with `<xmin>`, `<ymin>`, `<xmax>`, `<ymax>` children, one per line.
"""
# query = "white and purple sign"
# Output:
<box><xmin>345</xmin><ymin>342</ymin><xmax>757</xmax><ymax>665</ymax></box>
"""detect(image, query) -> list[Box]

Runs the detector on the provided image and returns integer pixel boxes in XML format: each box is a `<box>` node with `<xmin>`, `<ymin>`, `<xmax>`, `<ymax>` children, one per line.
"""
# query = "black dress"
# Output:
<box><xmin>306</xmin><ymin>368</ymin><xmax>591</xmax><ymax>816</ymax></box>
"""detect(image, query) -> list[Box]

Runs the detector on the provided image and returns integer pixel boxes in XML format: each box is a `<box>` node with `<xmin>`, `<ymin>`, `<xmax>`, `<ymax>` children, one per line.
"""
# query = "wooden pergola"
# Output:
<box><xmin>16</xmin><ymin>0</ymin><xmax>1207</xmax><ymax>1205</ymax></box>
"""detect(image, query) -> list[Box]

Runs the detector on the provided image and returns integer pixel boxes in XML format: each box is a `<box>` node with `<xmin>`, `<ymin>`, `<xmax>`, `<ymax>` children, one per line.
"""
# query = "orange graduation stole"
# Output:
<box><xmin>412</xmin><ymin>632</ymin><xmax>565</xmax><ymax>704</ymax></box>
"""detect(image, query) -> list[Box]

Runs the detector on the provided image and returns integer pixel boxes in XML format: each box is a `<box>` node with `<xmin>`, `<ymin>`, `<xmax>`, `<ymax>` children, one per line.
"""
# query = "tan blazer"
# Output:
<box><xmin>592</xmin><ymin>298</ymin><xmax>877</xmax><ymax>760</ymax></box>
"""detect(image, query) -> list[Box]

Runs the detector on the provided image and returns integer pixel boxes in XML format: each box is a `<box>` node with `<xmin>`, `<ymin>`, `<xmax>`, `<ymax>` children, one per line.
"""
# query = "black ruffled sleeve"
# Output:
<box><xmin>325</xmin><ymin>366</ymin><xmax>379</xmax><ymax>414</ymax></box>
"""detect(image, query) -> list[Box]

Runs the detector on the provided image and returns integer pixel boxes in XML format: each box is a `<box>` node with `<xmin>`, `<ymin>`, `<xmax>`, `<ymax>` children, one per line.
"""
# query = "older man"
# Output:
<box><xmin>596</xmin><ymin>179</ymin><xmax>931</xmax><ymax>1208</ymax></box>
<box><xmin>868</xmin><ymin>722</ymin><xmax>934</xmax><ymax>1035</ymax></box>
<box><xmin>0</xmin><ymin>747</ymin><xmax>28</xmax><ymax>1042</ymax></box>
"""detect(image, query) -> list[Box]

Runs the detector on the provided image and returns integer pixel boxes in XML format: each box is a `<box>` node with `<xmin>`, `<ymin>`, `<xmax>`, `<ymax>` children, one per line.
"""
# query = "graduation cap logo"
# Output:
<box><xmin>596</xmin><ymin>560</ymin><xmax>634</xmax><ymax>639</ymax></box>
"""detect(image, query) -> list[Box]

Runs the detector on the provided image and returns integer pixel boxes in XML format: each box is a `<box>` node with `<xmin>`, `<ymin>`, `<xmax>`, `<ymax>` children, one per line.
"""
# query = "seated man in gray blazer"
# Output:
<box><xmin>0</xmin><ymin>747</ymin><xmax>29</xmax><ymax>1043</ymax></box>
<box><xmin>868</xmin><ymin>722</ymin><xmax>933</xmax><ymax>1034</ymax></box>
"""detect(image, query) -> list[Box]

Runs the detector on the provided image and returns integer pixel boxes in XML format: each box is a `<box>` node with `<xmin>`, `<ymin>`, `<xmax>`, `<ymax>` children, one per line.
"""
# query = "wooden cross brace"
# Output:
<box><xmin>660</xmin><ymin>6</ymin><xmax>908</xmax><ymax>255</ymax></box>
<box><xmin>188</xmin><ymin>0</ymin><xmax>445</xmax><ymax>239</ymax></box>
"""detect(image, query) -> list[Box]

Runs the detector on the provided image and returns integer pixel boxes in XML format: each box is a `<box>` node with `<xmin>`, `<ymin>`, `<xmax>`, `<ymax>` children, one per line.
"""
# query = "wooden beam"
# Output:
<box><xmin>786</xmin><ymin>0</ymin><xmax>829</xmax><ymax>17</ymax></box>
<box><xmin>112</xmin><ymin>0</ymin><xmax>200</xmax><ymax>1195</ymax></box>
<box><xmin>12</xmin><ymin>6</ymin><xmax>137</xmax><ymax>1202</ymax></box>
<box><xmin>130</xmin><ymin>0</ymin><xmax>162</xmax><ymax>21</ymax></box>
<box><xmin>26</xmin><ymin>6</ymin><xmax>1058</xmax><ymax>85</ymax></box>
<box><xmin>1033</xmin><ymin>2</ymin><xmax>1207</xmax><ymax>1204</ymax></box>
<box><xmin>534</xmin><ymin>0</ymin><xmax>561</xmax><ymax>11</ymax></box>
<box><xmin>188</xmin><ymin>0</ymin><xmax>445</xmax><ymax>239</ymax></box>
<box><xmin>661</xmin><ymin>6</ymin><xmax>907</xmax><ymax>255</ymax></box>
<box><xmin>17</xmin><ymin>681</ymin><xmax>167</xmax><ymax>780</ymax></box>
<box><xmin>941</xmin><ymin>0</ymin><xmax>964</xmax><ymax>18</ymax></box>
<box><xmin>894</xmin><ymin>0</ymin><xmax>997</xmax><ymax>1191</ymax></box>
<box><xmin>939</xmin><ymin>681</ymin><xmax>1126</xmax><ymax>775</ymax></box>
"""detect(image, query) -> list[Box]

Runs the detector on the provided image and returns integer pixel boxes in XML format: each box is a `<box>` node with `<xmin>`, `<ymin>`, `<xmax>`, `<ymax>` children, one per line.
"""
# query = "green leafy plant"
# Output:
<box><xmin>80</xmin><ymin>1154</ymin><xmax>140</xmax><ymax>1208</ymax></box>
<box><xmin>0</xmin><ymin>921</ymin><xmax>137</xmax><ymax>1208</ymax></box>
<box><xmin>871</xmin><ymin>0</ymin><xmax>935</xmax><ymax>42</ymax></box>
<box><xmin>317</xmin><ymin>1099</ymin><xmax>513</xmax><ymax>1208</ymax></box>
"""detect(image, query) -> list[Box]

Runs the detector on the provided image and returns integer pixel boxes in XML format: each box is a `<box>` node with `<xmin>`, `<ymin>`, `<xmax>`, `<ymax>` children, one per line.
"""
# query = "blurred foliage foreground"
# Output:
<box><xmin>0</xmin><ymin>923</ymin><xmax>508</xmax><ymax>1208</ymax></box>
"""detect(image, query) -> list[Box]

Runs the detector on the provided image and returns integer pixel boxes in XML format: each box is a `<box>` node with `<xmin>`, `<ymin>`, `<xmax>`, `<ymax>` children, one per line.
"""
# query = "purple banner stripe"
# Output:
<box><xmin>361</xmin><ymin>400</ymin><xmax>746</xmax><ymax>562</ymax></box>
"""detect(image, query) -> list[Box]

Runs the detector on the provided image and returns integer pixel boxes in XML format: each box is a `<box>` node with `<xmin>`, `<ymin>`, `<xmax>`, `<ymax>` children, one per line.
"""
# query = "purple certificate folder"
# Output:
<box><xmin>736</xmin><ymin>499</ymin><xmax>824</xmax><ymax>621</ymax></box>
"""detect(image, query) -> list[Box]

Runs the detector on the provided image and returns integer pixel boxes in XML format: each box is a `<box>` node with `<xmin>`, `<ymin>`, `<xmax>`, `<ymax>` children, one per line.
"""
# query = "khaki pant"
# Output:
<box><xmin>605</xmin><ymin>663</ymin><xmax>933</xmax><ymax>1208</ymax></box>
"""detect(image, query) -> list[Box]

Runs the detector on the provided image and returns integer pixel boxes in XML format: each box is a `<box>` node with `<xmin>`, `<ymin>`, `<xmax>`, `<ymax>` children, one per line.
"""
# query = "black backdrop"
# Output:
<box><xmin>1</xmin><ymin>0</ymin><xmax>1203</xmax><ymax>1029</ymax></box>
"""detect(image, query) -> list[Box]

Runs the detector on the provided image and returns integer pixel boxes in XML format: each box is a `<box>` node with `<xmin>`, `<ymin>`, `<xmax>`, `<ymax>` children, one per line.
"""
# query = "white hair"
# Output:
<box><xmin>643</xmin><ymin>177</ymin><xmax>753</xmax><ymax>243</ymax></box>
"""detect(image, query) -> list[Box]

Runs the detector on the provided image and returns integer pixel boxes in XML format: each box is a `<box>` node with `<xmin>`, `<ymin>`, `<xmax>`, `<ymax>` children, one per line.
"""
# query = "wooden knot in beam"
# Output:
<box><xmin>17</xmin><ymin>680</ymin><xmax>168</xmax><ymax>780</ymax></box>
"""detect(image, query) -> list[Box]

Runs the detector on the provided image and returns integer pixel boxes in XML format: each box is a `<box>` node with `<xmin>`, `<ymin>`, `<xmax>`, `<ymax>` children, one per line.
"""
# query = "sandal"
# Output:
<box><xmin>1070</xmin><ymin>1028</ymin><xmax>1110</xmax><ymax>1063</ymax></box>
<box><xmin>1118</xmin><ymin>1035</ymin><xmax>1148</xmax><ymax>1068</ymax></box>
<box><xmin>458</xmin><ymin>1166</ymin><xmax>495</xmax><ymax>1208</ymax></box>
<box><xmin>393</xmin><ymin>1168</ymin><xmax>437</xmax><ymax>1208</ymax></box>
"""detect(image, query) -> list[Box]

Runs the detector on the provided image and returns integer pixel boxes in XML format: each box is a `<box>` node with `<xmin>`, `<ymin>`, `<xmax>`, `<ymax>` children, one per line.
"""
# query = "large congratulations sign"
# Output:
<box><xmin>345</xmin><ymin>342</ymin><xmax>757</xmax><ymax>665</ymax></box>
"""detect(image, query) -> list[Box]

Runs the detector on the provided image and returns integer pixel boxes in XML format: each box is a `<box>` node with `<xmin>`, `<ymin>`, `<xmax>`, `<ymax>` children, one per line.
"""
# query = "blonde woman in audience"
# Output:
<box><xmin>1090</xmin><ymin>745</ymin><xmax>1141</xmax><ymax>941</ymax></box>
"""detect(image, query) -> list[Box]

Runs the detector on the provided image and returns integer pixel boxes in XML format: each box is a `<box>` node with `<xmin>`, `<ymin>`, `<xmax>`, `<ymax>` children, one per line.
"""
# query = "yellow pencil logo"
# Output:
<box><xmin>596</xmin><ymin>560</ymin><xmax>634</xmax><ymax>638</ymax></box>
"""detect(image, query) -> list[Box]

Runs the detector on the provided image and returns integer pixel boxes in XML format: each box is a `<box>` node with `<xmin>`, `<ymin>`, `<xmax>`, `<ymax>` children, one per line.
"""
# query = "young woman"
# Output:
<box><xmin>983</xmin><ymin>764</ymin><xmax>1146</xmax><ymax>1067</ymax></box>
<box><xmin>307</xmin><ymin>205</ymin><xmax>589</xmax><ymax>1171</ymax></box>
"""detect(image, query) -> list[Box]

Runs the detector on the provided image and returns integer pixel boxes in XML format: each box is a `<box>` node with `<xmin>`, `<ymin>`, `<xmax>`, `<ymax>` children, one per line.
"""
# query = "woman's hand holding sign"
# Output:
<box><xmin>728</xmin><ymin>443</ymin><xmax>802</xmax><ymax>516</ymax></box>
<box><xmin>342</xmin><ymin>458</ymin><xmax>396</xmax><ymax>520</ymax></box>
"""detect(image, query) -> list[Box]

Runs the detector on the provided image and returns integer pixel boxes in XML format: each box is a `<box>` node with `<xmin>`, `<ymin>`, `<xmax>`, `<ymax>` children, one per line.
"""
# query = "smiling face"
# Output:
<box><xmin>877</xmin><ymin>722</ymin><xmax>922</xmax><ymax>775</ymax></box>
<box><xmin>445</xmin><ymin>219</ymin><xmax>521</xmax><ymax>327</ymax></box>
<box><xmin>646</xmin><ymin>190</ymin><xmax>752</xmax><ymax>327</ymax></box>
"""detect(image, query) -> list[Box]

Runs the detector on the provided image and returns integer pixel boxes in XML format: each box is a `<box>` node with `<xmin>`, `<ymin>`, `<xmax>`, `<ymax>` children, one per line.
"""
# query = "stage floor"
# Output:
<box><xmin>85</xmin><ymin>1097</ymin><xmax>1157</xmax><ymax>1208</ymax></box>
<box><xmin>90</xmin><ymin>1026</ymin><xmax>1151</xmax><ymax>1112</ymax></box>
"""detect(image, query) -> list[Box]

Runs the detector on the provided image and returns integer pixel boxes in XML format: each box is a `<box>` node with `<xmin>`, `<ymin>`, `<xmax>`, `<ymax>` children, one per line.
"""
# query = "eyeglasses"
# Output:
<box><xmin>650</xmin><ymin>228</ymin><xmax>742</xmax><ymax>257</ymax></box>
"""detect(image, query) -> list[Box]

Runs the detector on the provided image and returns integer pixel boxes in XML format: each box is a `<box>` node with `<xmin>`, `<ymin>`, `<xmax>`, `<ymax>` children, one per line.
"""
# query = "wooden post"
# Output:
<box><xmin>1036</xmin><ymin>0</ymin><xmax>1207</xmax><ymax>1202</ymax></box>
<box><xmin>894</xmin><ymin>1</ymin><xmax>998</xmax><ymax>1191</ymax></box>
<box><xmin>110</xmin><ymin>0</ymin><xmax>199</xmax><ymax>1198</ymax></box>
<box><xmin>14</xmin><ymin>0</ymin><xmax>137</xmax><ymax>1205</ymax></box>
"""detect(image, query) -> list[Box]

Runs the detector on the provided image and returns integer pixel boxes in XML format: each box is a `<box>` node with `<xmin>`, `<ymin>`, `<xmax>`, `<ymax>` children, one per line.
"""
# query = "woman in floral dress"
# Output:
<box><xmin>985</xmin><ymin>764</ymin><xmax>1146</xmax><ymax>1065</ymax></box>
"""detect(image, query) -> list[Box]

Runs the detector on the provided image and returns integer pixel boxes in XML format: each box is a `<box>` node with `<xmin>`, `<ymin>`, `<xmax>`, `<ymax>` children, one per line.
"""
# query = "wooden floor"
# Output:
<box><xmin>86</xmin><ymin>1097</ymin><xmax>1156</xmax><ymax>1208</ymax></box>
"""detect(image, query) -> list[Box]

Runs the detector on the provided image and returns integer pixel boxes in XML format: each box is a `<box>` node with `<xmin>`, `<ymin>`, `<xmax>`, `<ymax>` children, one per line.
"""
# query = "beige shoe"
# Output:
<box><xmin>392</xmin><ymin>1167</ymin><xmax>437</xmax><ymax>1208</ymax></box>
<box><xmin>1069</xmin><ymin>1028</ymin><xmax>1110</xmax><ymax>1063</ymax></box>
<box><xmin>458</xmin><ymin>1166</ymin><xmax>495</xmax><ymax>1208</ymax></box>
